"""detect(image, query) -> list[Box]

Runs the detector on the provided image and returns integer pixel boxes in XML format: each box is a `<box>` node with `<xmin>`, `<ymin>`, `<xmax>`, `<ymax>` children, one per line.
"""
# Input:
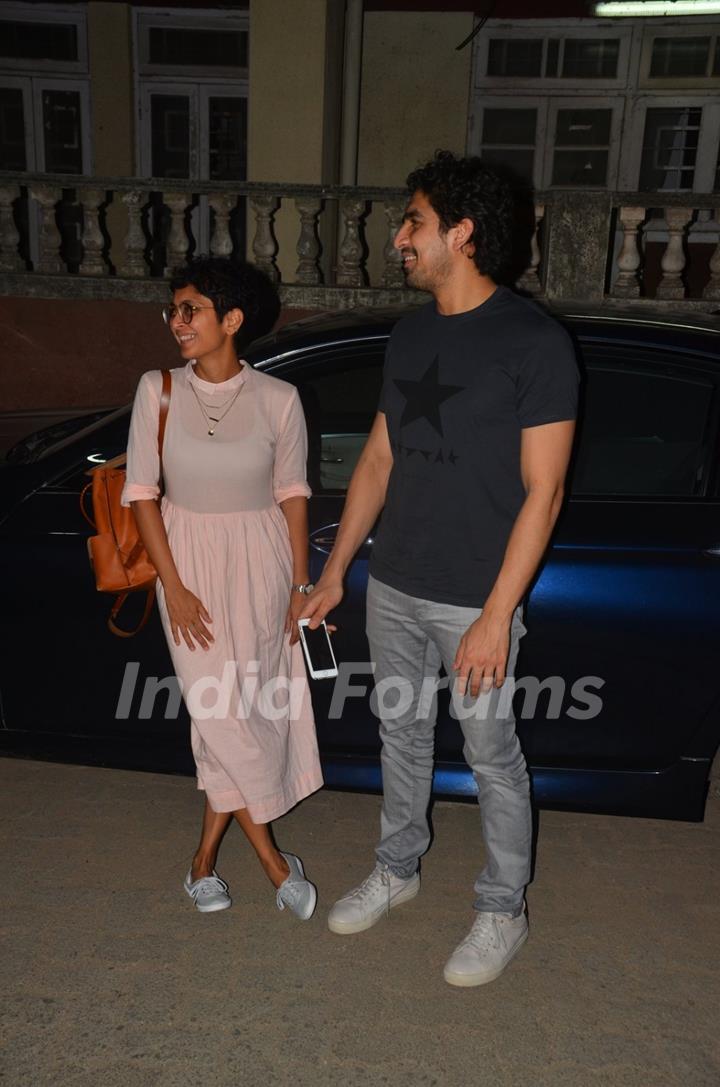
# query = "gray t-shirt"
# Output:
<box><xmin>369</xmin><ymin>287</ymin><xmax>579</xmax><ymax>607</ymax></box>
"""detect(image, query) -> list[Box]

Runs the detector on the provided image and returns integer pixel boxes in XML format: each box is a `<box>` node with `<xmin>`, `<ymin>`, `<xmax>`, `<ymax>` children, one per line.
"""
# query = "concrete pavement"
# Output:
<box><xmin>2</xmin><ymin>758</ymin><xmax>719</xmax><ymax>1087</ymax></box>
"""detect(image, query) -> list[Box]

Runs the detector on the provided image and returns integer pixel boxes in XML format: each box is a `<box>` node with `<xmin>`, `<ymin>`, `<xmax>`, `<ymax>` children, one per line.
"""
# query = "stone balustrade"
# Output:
<box><xmin>0</xmin><ymin>174</ymin><xmax>719</xmax><ymax>311</ymax></box>
<box><xmin>608</xmin><ymin>199</ymin><xmax>720</xmax><ymax>304</ymax></box>
<box><xmin>0</xmin><ymin>175</ymin><xmax>416</xmax><ymax>308</ymax></box>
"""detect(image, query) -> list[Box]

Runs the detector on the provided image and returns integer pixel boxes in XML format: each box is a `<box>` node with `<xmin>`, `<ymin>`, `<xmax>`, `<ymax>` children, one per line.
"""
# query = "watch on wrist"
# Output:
<box><xmin>292</xmin><ymin>582</ymin><xmax>315</xmax><ymax>594</ymax></box>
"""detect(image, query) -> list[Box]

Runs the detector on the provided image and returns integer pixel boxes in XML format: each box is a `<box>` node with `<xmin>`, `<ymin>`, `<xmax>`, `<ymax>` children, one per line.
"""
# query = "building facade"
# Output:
<box><xmin>1</xmin><ymin>0</ymin><xmax>719</xmax><ymax>414</ymax></box>
<box><xmin>470</xmin><ymin>11</ymin><xmax>720</xmax><ymax>194</ymax></box>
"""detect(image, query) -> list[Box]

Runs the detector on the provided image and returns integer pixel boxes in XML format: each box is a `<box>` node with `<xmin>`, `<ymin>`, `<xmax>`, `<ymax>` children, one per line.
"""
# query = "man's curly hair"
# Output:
<box><xmin>406</xmin><ymin>151</ymin><xmax>514</xmax><ymax>282</ymax></box>
<box><xmin>169</xmin><ymin>256</ymin><xmax>280</xmax><ymax>349</ymax></box>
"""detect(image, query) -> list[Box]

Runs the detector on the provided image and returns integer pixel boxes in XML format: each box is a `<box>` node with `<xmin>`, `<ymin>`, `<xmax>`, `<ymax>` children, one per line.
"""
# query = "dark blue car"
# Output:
<box><xmin>1</xmin><ymin>305</ymin><xmax>719</xmax><ymax>820</ymax></box>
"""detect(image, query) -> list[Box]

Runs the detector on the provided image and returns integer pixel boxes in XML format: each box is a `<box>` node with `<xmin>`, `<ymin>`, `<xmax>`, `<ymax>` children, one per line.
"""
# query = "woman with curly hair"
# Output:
<box><xmin>122</xmin><ymin>256</ymin><xmax>322</xmax><ymax>920</ymax></box>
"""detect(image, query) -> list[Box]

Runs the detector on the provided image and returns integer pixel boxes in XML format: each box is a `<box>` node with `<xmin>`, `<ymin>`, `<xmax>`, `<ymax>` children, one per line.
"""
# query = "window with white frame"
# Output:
<box><xmin>479</xmin><ymin>107</ymin><xmax>537</xmax><ymax>182</ymax></box>
<box><xmin>551</xmin><ymin>107</ymin><xmax>614</xmax><ymax>186</ymax></box>
<box><xmin>650</xmin><ymin>37</ymin><xmax>711</xmax><ymax>78</ymax></box>
<box><xmin>134</xmin><ymin>8</ymin><xmax>249</xmax><ymax>261</ymax></box>
<box><xmin>140</xmin><ymin>85</ymin><xmax>248</xmax><ymax>183</ymax></box>
<box><xmin>623</xmin><ymin>96</ymin><xmax>720</xmax><ymax>193</ymax></box>
<box><xmin>144</xmin><ymin>25</ymin><xmax>248</xmax><ymax>72</ymax></box>
<box><xmin>134</xmin><ymin>9</ymin><xmax>249</xmax><ymax>183</ymax></box>
<box><xmin>485</xmin><ymin>35</ymin><xmax>623</xmax><ymax>80</ymax></box>
<box><xmin>0</xmin><ymin>4</ymin><xmax>90</xmax><ymax>174</ymax></box>
<box><xmin>639</xmin><ymin>107</ymin><xmax>702</xmax><ymax>191</ymax></box>
<box><xmin>559</xmin><ymin>38</ymin><xmax>621</xmax><ymax>79</ymax></box>
<box><xmin>640</xmin><ymin>24</ymin><xmax>720</xmax><ymax>85</ymax></box>
<box><xmin>0</xmin><ymin>5</ymin><xmax>87</xmax><ymax>73</ymax></box>
<box><xmin>0</xmin><ymin>85</ymin><xmax>27</xmax><ymax>171</ymax></box>
<box><xmin>474</xmin><ymin>20</ymin><xmax>633</xmax><ymax>91</ymax></box>
<box><xmin>136</xmin><ymin>11</ymin><xmax>248</xmax><ymax>80</ymax></box>
<box><xmin>471</xmin><ymin>17</ymin><xmax>720</xmax><ymax>194</ymax></box>
<box><xmin>473</xmin><ymin>95</ymin><xmax>624</xmax><ymax>190</ymax></box>
<box><xmin>486</xmin><ymin>39</ymin><xmax>544</xmax><ymax>78</ymax></box>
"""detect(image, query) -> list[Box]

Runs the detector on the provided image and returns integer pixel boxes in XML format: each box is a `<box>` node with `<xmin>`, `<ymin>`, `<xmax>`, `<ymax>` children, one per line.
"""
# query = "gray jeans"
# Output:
<box><xmin>366</xmin><ymin>574</ymin><xmax>532</xmax><ymax>915</ymax></box>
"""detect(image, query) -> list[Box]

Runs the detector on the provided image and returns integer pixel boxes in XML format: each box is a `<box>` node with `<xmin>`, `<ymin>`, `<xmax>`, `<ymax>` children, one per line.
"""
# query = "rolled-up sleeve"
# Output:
<box><xmin>273</xmin><ymin>387</ymin><xmax>312</xmax><ymax>504</ymax></box>
<box><xmin>121</xmin><ymin>370</ymin><xmax>163</xmax><ymax>507</ymax></box>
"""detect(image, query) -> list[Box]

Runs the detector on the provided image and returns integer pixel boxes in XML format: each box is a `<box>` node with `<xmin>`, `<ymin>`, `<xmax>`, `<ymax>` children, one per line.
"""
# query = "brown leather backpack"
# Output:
<box><xmin>80</xmin><ymin>370</ymin><xmax>171</xmax><ymax>637</ymax></box>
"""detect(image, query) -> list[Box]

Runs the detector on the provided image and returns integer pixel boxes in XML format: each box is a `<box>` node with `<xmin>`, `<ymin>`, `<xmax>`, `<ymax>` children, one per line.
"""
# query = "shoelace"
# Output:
<box><xmin>191</xmin><ymin>875</ymin><xmax>228</xmax><ymax>899</ymax></box>
<box><xmin>457</xmin><ymin>912</ymin><xmax>500</xmax><ymax>953</ymax></box>
<box><xmin>276</xmin><ymin>881</ymin><xmax>297</xmax><ymax>911</ymax></box>
<box><xmin>347</xmin><ymin>865</ymin><xmax>393</xmax><ymax>916</ymax></box>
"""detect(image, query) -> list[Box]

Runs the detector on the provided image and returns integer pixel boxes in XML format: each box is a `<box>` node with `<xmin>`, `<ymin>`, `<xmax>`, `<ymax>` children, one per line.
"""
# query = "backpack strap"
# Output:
<box><xmin>79</xmin><ymin>480</ymin><xmax>95</xmax><ymax>528</ymax></box>
<box><xmin>107</xmin><ymin>587</ymin><xmax>157</xmax><ymax>638</ymax></box>
<box><xmin>109</xmin><ymin>371</ymin><xmax>170</xmax><ymax>636</ymax></box>
<box><xmin>158</xmin><ymin>369</ymin><xmax>171</xmax><ymax>468</ymax></box>
<box><xmin>109</xmin><ymin>370</ymin><xmax>171</xmax><ymax>636</ymax></box>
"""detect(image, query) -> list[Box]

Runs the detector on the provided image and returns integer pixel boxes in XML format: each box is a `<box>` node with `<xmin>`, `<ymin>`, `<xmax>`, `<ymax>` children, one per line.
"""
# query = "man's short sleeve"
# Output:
<box><xmin>378</xmin><ymin>375</ymin><xmax>391</xmax><ymax>414</ymax></box>
<box><xmin>377</xmin><ymin>338</ymin><xmax>394</xmax><ymax>414</ymax></box>
<box><xmin>515</xmin><ymin>325</ymin><xmax>579</xmax><ymax>429</ymax></box>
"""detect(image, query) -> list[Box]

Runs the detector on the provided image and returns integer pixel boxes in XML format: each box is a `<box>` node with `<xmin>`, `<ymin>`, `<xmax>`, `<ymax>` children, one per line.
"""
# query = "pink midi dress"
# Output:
<box><xmin>121</xmin><ymin>361</ymin><xmax>323</xmax><ymax>822</ymax></box>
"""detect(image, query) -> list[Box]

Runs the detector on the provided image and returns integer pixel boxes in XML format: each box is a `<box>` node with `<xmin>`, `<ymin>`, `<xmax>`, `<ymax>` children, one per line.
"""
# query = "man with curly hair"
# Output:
<box><xmin>303</xmin><ymin>151</ymin><xmax>579</xmax><ymax>986</ymax></box>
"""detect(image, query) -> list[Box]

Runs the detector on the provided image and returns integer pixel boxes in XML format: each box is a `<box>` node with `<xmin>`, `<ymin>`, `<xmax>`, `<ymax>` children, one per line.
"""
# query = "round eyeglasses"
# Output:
<box><xmin>161</xmin><ymin>301</ymin><xmax>215</xmax><ymax>325</ymax></box>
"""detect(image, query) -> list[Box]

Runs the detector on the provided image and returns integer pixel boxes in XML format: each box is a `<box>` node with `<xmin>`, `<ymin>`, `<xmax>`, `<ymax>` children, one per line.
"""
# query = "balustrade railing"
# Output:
<box><xmin>0</xmin><ymin>175</ymin><xmax>416</xmax><ymax>305</ymax></box>
<box><xmin>608</xmin><ymin>198</ymin><xmax>720</xmax><ymax>304</ymax></box>
<box><xmin>0</xmin><ymin>174</ymin><xmax>719</xmax><ymax>310</ymax></box>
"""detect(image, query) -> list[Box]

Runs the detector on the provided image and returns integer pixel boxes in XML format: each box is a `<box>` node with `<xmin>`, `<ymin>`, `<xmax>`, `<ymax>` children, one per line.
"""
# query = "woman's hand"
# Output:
<box><xmin>285</xmin><ymin>591</ymin><xmax>305</xmax><ymax>645</ymax></box>
<box><xmin>164</xmin><ymin>583</ymin><xmax>213</xmax><ymax>651</ymax></box>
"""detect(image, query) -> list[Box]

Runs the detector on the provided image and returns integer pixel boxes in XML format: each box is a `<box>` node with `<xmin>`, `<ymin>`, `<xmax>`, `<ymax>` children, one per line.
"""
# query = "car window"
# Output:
<box><xmin>4</xmin><ymin>408</ymin><xmax>124</xmax><ymax>465</ymax></box>
<box><xmin>571</xmin><ymin>361</ymin><xmax>715</xmax><ymax>497</ymax></box>
<box><xmin>288</xmin><ymin>350</ymin><xmax>385</xmax><ymax>493</ymax></box>
<box><xmin>45</xmin><ymin>417</ymin><xmax>131</xmax><ymax>492</ymax></box>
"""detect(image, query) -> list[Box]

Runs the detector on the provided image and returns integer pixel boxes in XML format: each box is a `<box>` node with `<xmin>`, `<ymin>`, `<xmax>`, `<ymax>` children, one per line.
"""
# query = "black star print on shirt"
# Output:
<box><xmin>393</xmin><ymin>355</ymin><xmax>465</xmax><ymax>438</ymax></box>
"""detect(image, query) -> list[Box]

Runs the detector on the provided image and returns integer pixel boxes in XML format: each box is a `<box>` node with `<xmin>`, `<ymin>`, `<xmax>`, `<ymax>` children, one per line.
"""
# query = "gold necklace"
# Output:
<box><xmin>195</xmin><ymin>392</ymin><xmax>237</xmax><ymax>411</ymax></box>
<box><xmin>189</xmin><ymin>379</ymin><xmax>244</xmax><ymax>436</ymax></box>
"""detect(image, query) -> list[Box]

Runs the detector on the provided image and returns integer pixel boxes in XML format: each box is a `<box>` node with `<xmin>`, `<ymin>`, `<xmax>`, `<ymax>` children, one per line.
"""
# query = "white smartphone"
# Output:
<box><xmin>297</xmin><ymin>618</ymin><xmax>338</xmax><ymax>679</ymax></box>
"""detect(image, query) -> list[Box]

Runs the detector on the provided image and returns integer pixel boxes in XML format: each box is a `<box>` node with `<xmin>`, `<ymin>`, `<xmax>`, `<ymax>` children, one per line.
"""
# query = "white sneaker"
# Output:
<box><xmin>276</xmin><ymin>852</ymin><xmax>317</xmax><ymax>921</ymax></box>
<box><xmin>184</xmin><ymin>870</ymin><xmax>232</xmax><ymax>913</ymax></box>
<box><xmin>443</xmin><ymin>908</ymin><xmax>528</xmax><ymax>987</ymax></box>
<box><xmin>327</xmin><ymin>863</ymin><xmax>420</xmax><ymax>935</ymax></box>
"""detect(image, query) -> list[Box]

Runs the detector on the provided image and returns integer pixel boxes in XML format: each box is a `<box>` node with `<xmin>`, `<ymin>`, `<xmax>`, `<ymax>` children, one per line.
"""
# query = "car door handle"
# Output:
<box><xmin>311</xmin><ymin>533</ymin><xmax>338</xmax><ymax>548</ymax></box>
<box><xmin>310</xmin><ymin>525</ymin><xmax>339</xmax><ymax>551</ymax></box>
<box><xmin>310</xmin><ymin>525</ymin><xmax>374</xmax><ymax>554</ymax></box>
<box><xmin>702</xmin><ymin>546</ymin><xmax>720</xmax><ymax>558</ymax></box>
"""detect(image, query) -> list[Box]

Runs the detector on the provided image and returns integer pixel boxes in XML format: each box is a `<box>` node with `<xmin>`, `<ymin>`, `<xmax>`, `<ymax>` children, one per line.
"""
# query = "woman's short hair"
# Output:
<box><xmin>169</xmin><ymin>256</ymin><xmax>281</xmax><ymax>349</ymax></box>
<box><xmin>406</xmin><ymin>150</ymin><xmax>514</xmax><ymax>283</ymax></box>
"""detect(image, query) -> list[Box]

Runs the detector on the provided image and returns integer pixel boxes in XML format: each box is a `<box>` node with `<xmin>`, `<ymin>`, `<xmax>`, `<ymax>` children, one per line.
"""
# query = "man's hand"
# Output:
<box><xmin>453</xmin><ymin>612</ymin><xmax>511</xmax><ymax>698</ymax></box>
<box><xmin>299</xmin><ymin>575</ymin><xmax>344</xmax><ymax>629</ymax></box>
<box><xmin>449</xmin><ymin>419</ymin><xmax>574</xmax><ymax>696</ymax></box>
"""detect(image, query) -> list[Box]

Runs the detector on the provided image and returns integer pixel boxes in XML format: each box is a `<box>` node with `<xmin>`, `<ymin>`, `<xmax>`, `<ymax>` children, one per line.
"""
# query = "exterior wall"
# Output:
<box><xmin>88</xmin><ymin>2</ymin><xmax>135</xmax><ymax>177</ymax></box>
<box><xmin>0</xmin><ymin>297</ymin><xmax>315</xmax><ymax>417</ymax></box>
<box><xmin>248</xmin><ymin>0</ymin><xmax>343</xmax><ymax>279</ymax></box>
<box><xmin>248</xmin><ymin>0</ymin><xmax>338</xmax><ymax>184</ymax></box>
<box><xmin>88</xmin><ymin>2</ymin><xmax>135</xmax><ymax>253</ymax></box>
<box><xmin>357</xmin><ymin>10</ymin><xmax>474</xmax><ymax>282</ymax></box>
<box><xmin>357</xmin><ymin>11</ymin><xmax>474</xmax><ymax>186</ymax></box>
<box><xmin>0</xmin><ymin>297</ymin><xmax>175</xmax><ymax>413</ymax></box>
